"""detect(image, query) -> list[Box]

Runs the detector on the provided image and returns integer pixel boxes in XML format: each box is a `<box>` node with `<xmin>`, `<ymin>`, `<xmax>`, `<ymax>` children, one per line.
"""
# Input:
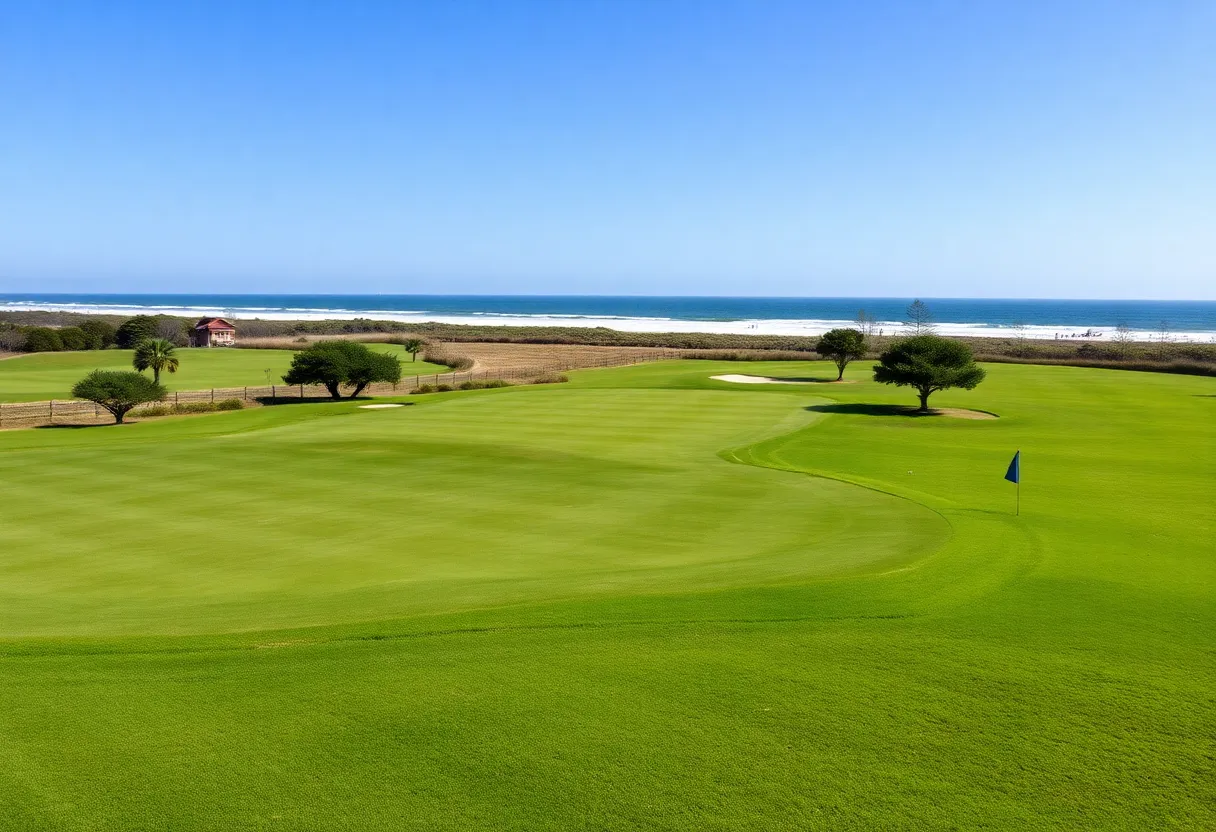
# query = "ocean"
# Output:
<box><xmin>3</xmin><ymin>293</ymin><xmax>1215</xmax><ymax>342</ymax></box>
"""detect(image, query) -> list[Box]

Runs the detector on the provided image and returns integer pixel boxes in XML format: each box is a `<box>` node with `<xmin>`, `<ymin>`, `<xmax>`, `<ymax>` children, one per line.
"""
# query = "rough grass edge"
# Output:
<box><xmin>133</xmin><ymin>398</ymin><xmax>246</xmax><ymax>417</ymax></box>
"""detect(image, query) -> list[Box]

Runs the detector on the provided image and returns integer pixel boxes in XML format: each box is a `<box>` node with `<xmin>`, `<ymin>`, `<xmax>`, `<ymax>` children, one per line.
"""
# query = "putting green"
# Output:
<box><xmin>0</xmin><ymin>360</ymin><xmax>1211</xmax><ymax>830</ymax></box>
<box><xmin>0</xmin><ymin>348</ymin><xmax>448</xmax><ymax>402</ymax></box>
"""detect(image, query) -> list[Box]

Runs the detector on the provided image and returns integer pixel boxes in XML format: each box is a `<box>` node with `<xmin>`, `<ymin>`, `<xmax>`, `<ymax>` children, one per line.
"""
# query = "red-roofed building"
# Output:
<box><xmin>190</xmin><ymin>317</ymin><xmax>236</xmax><ymax>347</ymax></box>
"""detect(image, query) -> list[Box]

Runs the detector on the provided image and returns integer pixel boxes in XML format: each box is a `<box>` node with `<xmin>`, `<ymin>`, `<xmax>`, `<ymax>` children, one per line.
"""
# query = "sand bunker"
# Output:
<box><xmin>711</xmin><ymin>374</ymin><xmax>854</xmax><ymax>385</ymax></box>
<box><xmin>932</xmin><ymin>408</ymin><xmax>997</xmax><ymax>420</ymax></box>
<box><xmin>358</xmin><ymin>403</ymin><xmax>405</xmax><ymax>410</ymax></box>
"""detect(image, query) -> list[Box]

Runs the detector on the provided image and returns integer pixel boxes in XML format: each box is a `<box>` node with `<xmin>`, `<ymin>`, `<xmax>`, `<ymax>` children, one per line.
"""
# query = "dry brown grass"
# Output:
<box><xmin>444</xmin><ymin>342</ymin><xmax>682</xmax><ymax>373</ymax></box>
<box><xmin>235</xmin><ymin>333</ymin><xmax>421</xmax><ymax>350</ymax></box>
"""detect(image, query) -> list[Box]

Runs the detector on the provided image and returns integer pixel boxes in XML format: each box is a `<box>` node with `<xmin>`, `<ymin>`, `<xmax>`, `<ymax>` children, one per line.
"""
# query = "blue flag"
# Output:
<box><xmin>1004</xmin><ymin>451</ymin><xmax>1020</xmax><ymax>484</ymax></box>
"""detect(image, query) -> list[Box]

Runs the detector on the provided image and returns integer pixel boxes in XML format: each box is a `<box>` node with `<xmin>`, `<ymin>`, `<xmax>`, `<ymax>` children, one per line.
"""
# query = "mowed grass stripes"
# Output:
<box><xmin>0</xmin><ymin>360</ymin><xmax>1211</xmax><ymax>830</ymax></box>
<box><xmin>0</xmin><ymin>387</ymin><xmax>945</xmax><ymax>637</ymax></box>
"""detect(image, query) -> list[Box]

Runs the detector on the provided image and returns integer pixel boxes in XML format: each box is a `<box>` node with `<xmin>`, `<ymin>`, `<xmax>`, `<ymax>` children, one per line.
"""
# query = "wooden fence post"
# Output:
<box><xmin>49</xmin><ymin>400</ymin><xmax>53</xmax><ymax>425</ymax></box>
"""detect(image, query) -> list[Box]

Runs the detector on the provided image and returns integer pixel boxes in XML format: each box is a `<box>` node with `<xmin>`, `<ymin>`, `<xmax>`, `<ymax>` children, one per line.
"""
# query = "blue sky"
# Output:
<box><xmin>1</xmin><ymin>1</ymin><xmax>1213</xmax><ymax>298</ymax></box>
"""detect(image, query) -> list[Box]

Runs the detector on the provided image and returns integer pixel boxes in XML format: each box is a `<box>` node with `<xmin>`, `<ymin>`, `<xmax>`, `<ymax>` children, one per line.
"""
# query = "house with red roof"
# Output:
<box><xmin>190</xmin><ymin>317</ymin><xmax>236</xmax><ymax>347</ymax></box>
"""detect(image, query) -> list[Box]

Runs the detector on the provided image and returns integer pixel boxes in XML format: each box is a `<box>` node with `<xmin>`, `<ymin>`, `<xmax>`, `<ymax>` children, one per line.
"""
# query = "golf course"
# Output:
<box><xmin>0</xmin><ymin>348</ymin><xmax>449</xmax><ymax>402</ymax></box>
<box><xmin>0</xmin><ymin>359</ymin><xmax>1211</xmax><ymax>829</ymax></box>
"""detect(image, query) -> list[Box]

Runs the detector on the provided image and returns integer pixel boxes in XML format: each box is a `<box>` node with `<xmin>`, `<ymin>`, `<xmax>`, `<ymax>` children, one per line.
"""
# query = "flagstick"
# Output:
<box><xmin>1016</xmin><ymin>478</ymin><xmax>1020</xmax><ymax>517</ymax></box>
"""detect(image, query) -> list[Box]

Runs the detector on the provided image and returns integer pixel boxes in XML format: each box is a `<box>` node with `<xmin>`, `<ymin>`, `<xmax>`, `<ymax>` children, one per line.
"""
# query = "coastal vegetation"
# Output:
<box><xmin>132</xmin><ymin>338</ymin><xmax>180</xmax><ymax>384</ymax></box>
<box><xmin>2</xmin><ymin>308</ymin><xmax>1215</xmax><ymax>377</ymax></box>
<box><xmin>0</xmin><ymin>359</ymin><xmax>1210</xmax><ymax>828</ymax></box>
<box><xmin>282</xmin><ymin>340</ymin><xmax>403</xmax><ymax>399</ymax></box>
<box><xmin>873</xmin><ymin>334</ymin><xmax>987</xmax><ymax>411</ymax></box>
<box><xmin>114</xmin><ymin>314</ymin><xmax>162</xmax><ymax>348</ymax></box>
<box><xmin>903</xmin><ymin>298</ymin><xmax>936</xmax><ymax>334</ymax></box>
<box><xmin>70</xmin><ymin>369</ymin><xmax>166</xmax><ymax>423</ymax></box>
<box><xmin>0</xmin><ymin>348</ymin><xmax>447</xmax><ymax>402</ymax></box>
<box><xmin>814</xmin><ymin>327</ymin><xmax>866</xmax><ymax>380</ymax></box>
<box><xmin>401</xmin><ymin>337</ymin><xmax>427</xmax><ymax>361</ymax></box>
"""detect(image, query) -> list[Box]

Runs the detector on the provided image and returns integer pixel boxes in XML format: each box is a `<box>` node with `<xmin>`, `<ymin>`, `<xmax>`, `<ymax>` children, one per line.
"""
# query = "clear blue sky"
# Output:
<box><xmin>1</xmin><ymin>1</ymin><xmax>1213</xmax><ymax>298</ymax></box>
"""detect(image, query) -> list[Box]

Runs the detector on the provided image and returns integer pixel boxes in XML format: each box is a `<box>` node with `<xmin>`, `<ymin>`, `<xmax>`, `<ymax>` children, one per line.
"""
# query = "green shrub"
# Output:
<box><xmin>134</xmin><ymin>399</ymin><xmax>245</xmax><ymax>417</ymax></box>
<box><xmin>410</xmin><ymin>384</ymin><xmax>436</xmax><ymax>395</ymax></box>
<box><xmin>23</xmin><ymin>327</ymin><xmax>64</xmax><ymax>352</ymax></box>
<box><xmin>434</xmin><ymin>383</ymin><xmax>454</xmax><ymax>392</ymax></box>
<box><xmin>115</xmin><ymin>315</ymin><xmax>160</xmax><ymax>348</ymax></box>
<box><xmin>530</xmin><ymin>374</ymin><xmax>569</xmax><ymax>384</ymax></box>
<box><xmin>79</xmin><ymin>319</ymin><xmax>116</xmax><ymax>349</ymax></box>
<box><xmin>57</xmin><ymin>326</ymin><xmax>91</xmax><ymax>351</ymax></box>
<box><xmin>458</xmin><ymin>379</ymin><xmax>511</xmax><ymax>390</ymax></box>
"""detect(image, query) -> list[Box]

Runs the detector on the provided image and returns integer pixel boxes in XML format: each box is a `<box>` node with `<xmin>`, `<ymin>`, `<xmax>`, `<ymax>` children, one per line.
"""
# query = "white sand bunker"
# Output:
<box><xmin>358</xmin><ymin>403</ymin><xmax>405</xmax><ymax>409</ymax></box>
<box><xmin>711</xmin><ymin>374</ymin><xmax>853</xmax><ymax>385</ymax></box>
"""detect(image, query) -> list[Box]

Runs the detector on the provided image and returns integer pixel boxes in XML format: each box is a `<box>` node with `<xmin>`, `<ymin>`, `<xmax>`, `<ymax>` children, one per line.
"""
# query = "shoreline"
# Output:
<box><xmin>2</xmin><ymin>299</ymin><xmax>1214</xmax><ymax>343</ymax></box>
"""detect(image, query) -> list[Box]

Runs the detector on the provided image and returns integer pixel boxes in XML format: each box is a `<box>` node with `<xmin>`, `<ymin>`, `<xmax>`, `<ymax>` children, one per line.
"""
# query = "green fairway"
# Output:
<box><xmin>0</xmin><ymin>360</ymin><xmax>1211</xmax><ymax>829</ymax></box>
<box><xmin>0</xmin><ymin>348</ymin><xmax>449</xmax><ymax>401</ymax></box>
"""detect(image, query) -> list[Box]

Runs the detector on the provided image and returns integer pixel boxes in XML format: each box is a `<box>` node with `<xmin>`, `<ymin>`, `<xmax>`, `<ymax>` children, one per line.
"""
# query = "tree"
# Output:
<box><xmin>855</xmin><ymin>310</ymin><xmax>878</xmax><ymax>337</ymax></box>
<box><xmin>282</xmin><ymin>340</ymin><xmax>402</xmax><ymax>399</ymax></box>
<box><xmin>402</xmin><ymin>338</ymin><xmax>426</xmax><ymax>362</ymax></box>
<box><xmin>22</xmin><ymin>327</ymin><xmax>63</xmax><ymax>352</ymax></box>
<box><xmin>815</xmin><ymin>328</ymin><xmax>867</xmax><ymax>380</ymax></box>
<box><xmin>873</xmin><ymin>335</ymin><xmax>986</xmax><ymax>412</ymax></box>
<box><xmin>115</xmin><ymin>315</ymin><xmax>160</xmax><ymax>348</ymax></box>
<box><xmin>58</xmin><ymin>326</ymin><xmax>90</xmax><ymax>351</ymax></box>
<box><xmin>1112</xmin><ymin>322</ymin><xmax>1134</xmax><ymax>356</ymax></box>
<box><xmin>132</xmin><ymin>338</ymin><xmax>181</xmax><ymax>384</ymax></box>
<box><xmin>347</xmin><ymin>349</ymin><xmax>403</xmax><ymax>398</ymax></box>
<box><xmin>1155</xmin><ymin>321</ymin><xmax>1173</xmax><ymax>360</ymax></box>
<box><xmin>72</xmin><ymin>370</ymin><xmax>166</xmax><ymax>424</ymax></box>
<box><xmin>0</xmin><ymin>324</ymin><xmax>25</xmax><ymax>352</ymax></box>
<box><xmin>1011</xmin><ymin>321</ymin><xmax>1029</xmax><ymax>356</ymax></box>
<box><xmin>79</xmin><ymin>319</ymin><xmax>117</xmax><ymax>349</ymax></box>
<box><xmin>903</xmin><ymin>299</ymin><xmax>936</xmax><ymax>335</ymax></box>
<box><xmin>156</xmin><ymin>316</ymin><xmax>187</xmax><ymax>346</ymax></box>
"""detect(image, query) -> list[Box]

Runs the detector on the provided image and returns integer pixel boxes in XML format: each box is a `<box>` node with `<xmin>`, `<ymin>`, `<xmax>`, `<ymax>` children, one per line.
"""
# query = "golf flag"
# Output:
<box><xmin>1004</xmin><ymin>451</ymin><xmax>1021</xmax><ymax>484</ymax></box>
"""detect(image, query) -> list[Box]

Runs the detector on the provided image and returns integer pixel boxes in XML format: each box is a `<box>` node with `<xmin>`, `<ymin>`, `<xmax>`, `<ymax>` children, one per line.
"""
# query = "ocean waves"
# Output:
<box><xmin>2</xmin><ymin>294</ymin><xmax>1215</xmax><ymax>343</ymax></box>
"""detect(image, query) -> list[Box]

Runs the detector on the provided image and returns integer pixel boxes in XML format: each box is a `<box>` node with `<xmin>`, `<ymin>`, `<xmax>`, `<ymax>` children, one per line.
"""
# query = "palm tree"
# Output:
<box><xmin>132</xmin><ymin>338</ymin><xmax>180</xmax><ymax>384</ymax></box>
<box><xmin>402</xmin><ymin>338</ymin><xmax>426</xmax><ymax>362</ymax></box>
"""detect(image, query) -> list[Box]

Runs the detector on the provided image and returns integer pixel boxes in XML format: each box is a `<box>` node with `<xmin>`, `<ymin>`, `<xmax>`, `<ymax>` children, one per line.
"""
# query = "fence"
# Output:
<box><xmin>0</xmin><ymin>350</ymin><xmax>688</xmax><ymax>429</ymax></box>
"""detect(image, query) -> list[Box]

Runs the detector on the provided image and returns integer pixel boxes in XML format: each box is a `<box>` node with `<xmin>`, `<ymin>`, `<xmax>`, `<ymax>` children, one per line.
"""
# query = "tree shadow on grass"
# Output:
<box><xmin>34</xmin><ymin>423</ymin><xmax>117</xmax><ymax>429</ymax></box>
<box><xmin>807</xmin><ymin>403</ymin><xmax>937</xmax><ymax>418</ymax></box>
<box><xmin>255</xmin><ymin>396</ymin><xmax>366</xmax><ymax>406</ymax></box>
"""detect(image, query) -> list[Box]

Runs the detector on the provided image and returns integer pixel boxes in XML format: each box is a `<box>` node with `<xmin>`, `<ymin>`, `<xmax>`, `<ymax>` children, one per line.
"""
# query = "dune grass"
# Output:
<box><xmin>0</xmin><ymin>360</ymin><xmax>1210</xmax><ymax>829</ymax></box>
<box><xmin>0</xmin><ymin>348</ymin><xmax>449</xmax><ymax>402</ymax></box>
